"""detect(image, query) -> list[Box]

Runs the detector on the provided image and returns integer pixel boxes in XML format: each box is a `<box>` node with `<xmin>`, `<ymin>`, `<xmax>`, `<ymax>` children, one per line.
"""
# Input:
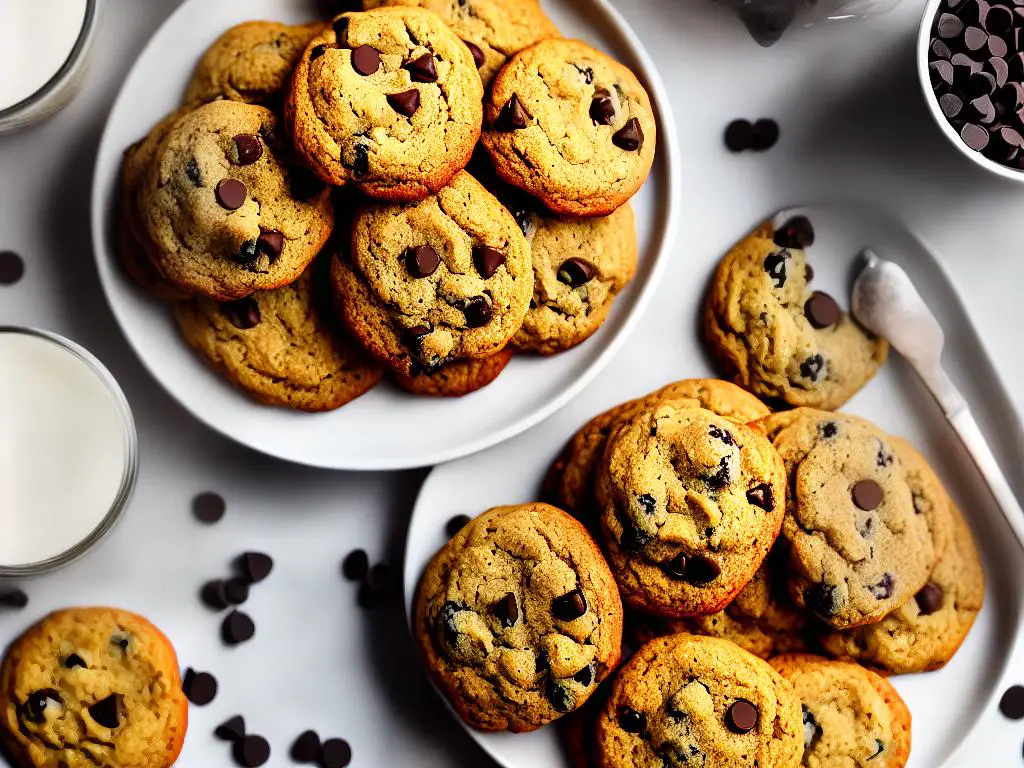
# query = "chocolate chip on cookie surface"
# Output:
<box><xmin>391</xmin><ymin>347</ymin><xmax>514</xmax><ymax>396</ymax></box>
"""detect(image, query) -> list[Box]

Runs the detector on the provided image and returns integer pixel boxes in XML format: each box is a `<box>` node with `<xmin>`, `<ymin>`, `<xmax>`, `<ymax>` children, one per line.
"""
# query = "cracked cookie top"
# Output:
<box><xmin>285</xmin><ymin>8</ymin><xmax>483</xmax><ymax>200</ymax></box>
<box><xmin>0</xmin><ymin>607</ymin><xmax>188</xmax><ymax>768</ymax></box>
<box><xmin>596</xmin><ymin>400</ymin><xmax>787</xmax><ymax>619</ymax></box>
<box><xmin>703</xmin><ymin>218</ymin><xmax>888</xmax><ymax>410</ymax></box>
<box><xmin>331</xmin><ymin>170</ymin><xmax>532</xmax><ymax>377</ymax></box>
<box><xmin>363</xmin><ymin>0</ymin><xmax>560</xmax><ymax>85</ymax></box>
<box><xmin>596</xmin><ymin>634</ymin><xmax>802</xmax><ymax>768</ymax></box>
<box><xmin>139</xmin><ymin>100</ymin><xmax>334</xmax><ymax>300</ymax></box>
<box><xmin>481</xmin><ymin>38</ymin><xmax>657</xmax><ymax>217</ymax></box>
<box><xmin>413</xmin><ymin>503</ymin><xmax>623</xmax><ymax>733</ymax></box>
<box><xmin>758</xmin><ymin>409</ymin><xmax>938</xmax><ymax>630</ymax></box>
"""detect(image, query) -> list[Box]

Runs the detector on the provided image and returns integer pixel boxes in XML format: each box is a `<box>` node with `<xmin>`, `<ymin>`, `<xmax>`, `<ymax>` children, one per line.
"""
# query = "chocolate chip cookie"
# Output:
<box><xmin>0</xmin><ymin>607</ymin><xmax>188</xmax><ymax>768</ymax></box>
<box><xmin>363</xmin><ymin>0</ymin><xmax>560</xmax><ymax>85</ymax></box>
<box><xmin>758</xmin><ymin>410</ymin><xmax>938</xmax><ymax>630</ymax></box>
<box><xmin>414</xmin><ymin>503</ymin><xmax>623</xmax><ymax>732</ymax></box>
<box><xmin>391</xmin><ymin>347</ymin><xmax>513</xmax><ymax>396</ymax></box>
<box><xmin>286</xmin><ymin>8</ymin><xmax>483</xmax><ymax>199</ymax></box>
<box><xmin>174</xmin><ymin>268</ymin><xmax>382</xmax><ymax>411</ymax></box>
<box><xmin>139</xmin><ymin>100</ymin><xmax>334</xmax><ymax>300</ymax></box>
<box><xmin>332</xmin><ymin>170</ymin><xmax>532</xmax><ymax>376</ymax></box>
<box><xmin>596</xmin><ymin>634</ymin><xmax>802</xmax><ymax>768</ymax></box>
<box><xmin>184</xmin><ymin>21</ymin><xmax>326</xmax><ymax>107</ymax></box>
<box><xmin>481</xmin><ymin>38</ymin><xmax>657</xmax><ymax>217</ymax></box>
<box><xmin>703</xmin><ymin>217</ymin><xmax>888</xmax><ymax>410</ymax></box>
<box><xmin>596</xmin><ymin>399</ymin><xmax>787</xmax><ymax>618</ymax></box>
<box><xmin>769</xmin><ymin>655</ymin><xmax>911</xmax><ymax>768</ymax></box>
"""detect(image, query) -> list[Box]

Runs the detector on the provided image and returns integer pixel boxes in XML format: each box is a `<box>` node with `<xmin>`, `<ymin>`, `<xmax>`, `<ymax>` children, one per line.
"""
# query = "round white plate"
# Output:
<box><xmin>89</xmin><ymin>0</ymin><xmax>680</xmax><ymax>471</ymax></box>
<box><xmin>405</xmin><ymin>205</ymin><xmax>1024</xmax><ymax>768</ymax></box>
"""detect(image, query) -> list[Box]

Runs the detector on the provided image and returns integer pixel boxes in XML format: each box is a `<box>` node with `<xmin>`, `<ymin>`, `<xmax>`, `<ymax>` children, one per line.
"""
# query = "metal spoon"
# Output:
<box><xmin>851</xmin><ymin>249</ymin><xmax>1024</xmax><ymax>552</ymax></box>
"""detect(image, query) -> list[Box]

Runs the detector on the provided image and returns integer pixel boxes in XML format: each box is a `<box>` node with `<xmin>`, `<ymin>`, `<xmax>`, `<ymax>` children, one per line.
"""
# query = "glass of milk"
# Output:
<box><xmin>0</xmin><ymin>0</ymin><xmax>100</xmax><ymax>133</ymax></box>
<box><xmin>0</xmin><ymin>328</ymin><xmax>138</xmax><ymax>575</ymax></box>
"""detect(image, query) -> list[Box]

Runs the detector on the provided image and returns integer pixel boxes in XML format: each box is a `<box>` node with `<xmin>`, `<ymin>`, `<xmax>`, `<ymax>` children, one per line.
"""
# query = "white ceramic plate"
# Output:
<box><xmin>88</xmin><ymin>0</ymin><xmax>679</xmax><ymax>471</ymax></box>
<box><xmin>405</xmin><ymin>205</ymin><xmax>1024</xmax><ymax>768</ymax></box>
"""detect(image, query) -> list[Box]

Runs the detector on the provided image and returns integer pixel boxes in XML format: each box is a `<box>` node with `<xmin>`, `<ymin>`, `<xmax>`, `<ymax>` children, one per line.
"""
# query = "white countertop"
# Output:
<box><xmin>2</xmin><ymin>0</ymin><xmax>1023</xmax><ymax>765</ymax></box>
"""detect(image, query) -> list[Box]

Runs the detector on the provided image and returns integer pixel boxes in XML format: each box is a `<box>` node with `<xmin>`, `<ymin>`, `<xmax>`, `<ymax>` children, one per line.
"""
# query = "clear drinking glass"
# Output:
<box><xmin>716</xmin><ymin>0</ymin><xmax>904</xmax><ymax>46</ymax></box>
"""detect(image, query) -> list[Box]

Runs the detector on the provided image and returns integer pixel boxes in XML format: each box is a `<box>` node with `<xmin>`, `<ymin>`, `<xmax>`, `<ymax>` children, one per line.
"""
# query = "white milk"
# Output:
<box><xmin>0</xmin><ymin>0</ymin><xmax>89</xmax><ymax>111</ymax></box>
<box><xmin>0</xmin><ymin>332</ymin><xmax>130</xmax><ymax>567</ymax></box>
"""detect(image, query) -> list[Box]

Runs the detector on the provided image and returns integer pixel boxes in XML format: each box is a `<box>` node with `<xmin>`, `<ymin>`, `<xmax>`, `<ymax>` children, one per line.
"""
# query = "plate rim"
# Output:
<box><xmin>87</xmin><ymin>0</ymin><xmax>682</xmax><ymax>471</ymax></box>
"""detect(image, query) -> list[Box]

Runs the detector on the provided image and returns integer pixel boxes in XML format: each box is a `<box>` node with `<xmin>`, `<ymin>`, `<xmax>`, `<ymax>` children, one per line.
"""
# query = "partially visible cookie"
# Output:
<box><xmin>769</xmin><ymin>654</ymin><xmax>911</xmax><ymax>768</ymax></box>
<box><xmin>596</xmin><ymin>634</ymin><xmax>803</xmax><ymax>768</ymax></box>
<box><xmin>0</xmin><ymin>607</ymin><xmax>188</xmax><ymax>768</ymax></box>
<box><xmin>363</xmin><ymin>0</ymin><xmax>560</xmax><ymax>85</ymax></box>
<box><xmin>139</xmin><ymin>100</ymin><xmax>334</xmax><ymax>300</ymax></box>
<box><xmin>332</xmin><ymin>171</ymin><xmax>532</xmax><ymax>377</ymax></box>
<box><xmin>414</xmin><ymin>503</ymin><xmax>623</xmax><ymax>732</ymax></box>
<box><xmin>286</xmin><ymin>8</ymin><xmax>483</xmax><ymax>199</ymax></box>
<box><xmin>596</xmin><ymin>399</ymin><xmax>786</xmax><ymax>618</ymax></box>
<box><xmin>391</xmin><ymin>347</ymin><xmax>513</xmax><ymax>396</ymax></box>
<box><xmin>174</xmin><ymin>268</ymin><xmax>382</xmax><ymax>411</ymax></box>
<box><xmin>184</xmin><ymin>21</ymin><xmax>326</xmax><ymax>107</ymax></box>
<box><xmin>481</xmin><ymin>38</ymin><xmax>657</xmax><ymax>217</ymax></box>
<box><xmin>703</xmin><ymin>217</ymin><xmax>888</xmax><ymax>410</ymax></box>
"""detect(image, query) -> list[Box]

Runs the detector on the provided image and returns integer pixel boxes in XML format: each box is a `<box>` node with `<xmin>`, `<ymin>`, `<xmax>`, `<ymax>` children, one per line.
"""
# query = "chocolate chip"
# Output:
<box><xmin>342</xmin><ymin>549</ymin><xmax>369</xmax><ymax>581</ymax></box>
<box><xmin>223</xmin><ymin>298</ymin><xmax>261</xmax><ymax>330</ymax></box>
<box><xmin>685</xmin><ymin>555</ymin><xmax>721</xmax><ymax>586</ymax></box>
<box><xmin>1001</xmin><ymin>686</ymin><xmax>1024</xmax><ymax>719</ymax></box>
<box><xmin>751</xmin><ymin>118</ymin><xmax>780</xmax><ymax>150</ymax></box>
<box><xmin>937</xmin><ymin>12</ymin><xmax>965</xmax><ymax>37</ymax></box>
<box><xmin>23</xmin><ymin>690</ymin><xmax>60</xmax><ymax>723</ymax></box>
<box><xmin>987</xmin><ymin>4</ymin><xmax>1015</xmax><ymax>33</ymax></box>
<box><xmin>310</xmin><ymin>44</ymin><xmax>328</xmax><ymax>61</ymax></box>
<box><xmin>704</xmin><ymin>456</ymin><xmax>731</xmax><ymax>489</ymax></box>
<box><xmin>406</xmin><ymin>53</ymin><xmax>438</xmax><ymax>82</ymax></box>
<box><xmin>464</xmin><ymin>39</ymin><xmax>485</xmax><ymax>68</ymax></box>
<box><xmin>0</xmin><ymin>250</ymin><xmax>25</xmax><ymax>285</ymax></box>
<box><xmin>805</xmin><ymin>291</ymin><xmax>841</xmax><ymax>329</ymax></box>
<box><xmin>774</xmin><ymin>216</ymin><xmax>815</xmax><ymax>248</ymax></box>
<box><xmin>232</xmin><ymin>239</ymin><xmax>258</xmax><ymax>265</ymax></box>
<box><xmin>664</xmin><ymin>553</ymin><xmax>688</xmax><ymax>579</ymax></box>
<box><xmin>492</xmin><ymin>592</ymin><xmax>519</xmax><ymax>627</ymax></box>
<box><xmin>590</xmin><ymin>92</ymin><xmax>616</xmax><ymax>125</ymax></box>
<box><xmin>573</xmin><ymin>664</ymin><xmax>594</xmax><ymax>687</ymax></box>
<box><xmin>256</xmin><ymin>230</ymin><xmax>284</xmax><ymax>259</ymax></box>
<box><xmin>802</xmin><ymin>705</ymin><xmax>822</xmax><ymax>750</ymax></box>
<box><xmin>708</xmin><ymin>424</ymin><xmax>735</xmax><ymax>445</ymax></box>
<box><xmin>462</xmin><ymin>296</ymin><xmax>492</xmax><ymax>327</ymax></box>
<box><xmin>547</xmin><ymin>678</ymin><xmax>576</xmax><ymax>713</ymax></box>
<box><xmin>725</xmin><ymin>119</ymin><xmax>753</xmax><ymax>152</ymax></box>
<box><xmin>184</xmin><ymin>157</ymin><xmax>203</xmax><ymax>187</ymax></box>
<box><xmin>320</xmin><ymin>738</ymin><xmax>353</xmax><ymax>768</ymax></box>
<box><xmin>216</xmin><ymin>179</ymin><xmax>247</xmax><ymax>210</ymax></box>
<box><xmin>242</xmin><ymin>550</ymin><xmax>276</xmax><ymax>584</ymax></box>
<box><xmin>639</xmin><ymin>494</ymin><xmax>657</xmax><ymax>516</ymax></box>
<box><xmin>498</xmin><ymin>95</ymin><xmax>529</xmax><ymax>130</ymax></box>
<box><xmin>726</xmin><ymin>700</ymin><xmax>758</xmax><ymax>734</ymax></box>
<box><xmin>800</xmin><ymin>354</ymin><xmax>825</xmax><ymax>382</ymax></box>
<box><xmin>763</xmin><ymin>250</ymin><xmax>789</xmax><ymax>288</ymax></box>
<box><xmin>612</xmin><ymin>118</ymin><xmax>644</xmax><ymax>151</ymax></box>
<box><xmin>0</xmin><ymin>588</ymin><xmax>28</xmax><ymax>608</ymax></box>
<box><xmin>473</xmin><ymin>246</ymin><xmax>506</xmax><ymax>278</ymax></box>
<box><xmin>965</xmin><ymin>25</ymin><xmax>989</xmax><ymax>50</ymax></box>
<box><xmin>291</xmin><ymin>730</ymin><xmax>321</xmax><ymax>762</ymax></box>
<box><xmin>111</xmin><ymin>632</ymin><xmax>130</xmax><ymax>651</ymax></box>
<box><xmin>966</xmin><ymin>71</ymin><xmax>995</xmax><ymax>98</ymax></box>
<box><xmin>620</xmin><ymin>522</ymin><xmax>652</xmax><ymax>553</ymax></box>
<box><xmin>932</xmin><ymin>38</ymin><xmax>952</xmax><ymax>59</ymax></box>
<box><xmin>552</xmin><ymin>589</ymin><xmax>588</xmax><ymax>621</ymax></box>
<box><xmin>234</xmin><ymin>734</ymin><xmax>271</xmax><ymax>767</ymax></box>
<box><xmin>224</xmin><ymin>577</ymin><xmax>250</xmax><ymax>605</ymax></box>
<box><xmin>746</xmin><ymin>484</ymin><xmax>773</xmax><ymax>511</ymax></box>
<box><xmin>216</xmin><ymin>715</ymin><xmax>246</xmax><ymax>742</ymax></box>
<box><xmin>557</xmin><ymin>257</ymin><xmax>597</xmax><ymax>287</ymax></box>
<box><xmin>961</xmin><ymin>122</ymin><xmax>990</xmax><ymax>152</ymax></box>
<box><xmin>401</xmin><ymin>325</ymin><xmax>431</xmax><ymax>351</ymax></box>
<box><xmin>89</xmin><ymin>694</ymin><xmax>122</xmax><ymax>729</ymax></box>
<box><xmin>445</xmin><ymin>515</ymin><xmax>471</xmax><ymax>538</ymax></box>
<box><xmin>869</xmin><ymin>739</ymin><xmax>886</xmax><ymax>760</ymax></box>
<box><xmin>805</xmin><ymin>263</ymin><xmax>815</xmax><ymax>282</ymax></box>
<box><xmin>989</xmin><ymin>33</ymin><xmax>1009</xmax><ymax>57</ymax></box>
<box><xmin>352</xmin><ymin>143</ymin><xmax>371</xmax><ymax>178</ymax></box>
<box><xmin>351</xmin><ymin>45</ymin><xmax>381</xmax><ymax>76</ymax></box>
<box><xmin>64</xmin><ymin>654</ymin><xmax>86</xmax><ymax>669</ymax></box>
<box><xmin>939</xmin><ymin>92</ymin><xmax>964</xmax><ymax>118</ymax></box>
<box><xmin>618</xmin><ymin>706</ymin><xmax>646</xmax><ymax>733</ymax></box>
<box><xmin>852</xmin><ymin>479</ymin><xmax>883</xmax><ymax>510</ymax></box>
<box><xmin>232</xmin><ymin>134</ymin><xmax>263</xmax><ymax>166</ymax></box>
<box><xmin>930</xmin><ymin>60</ymin><xmax>954</xmax><ymax>90</ymax></box>
<box><xmin>804</xmin><ymin>582</ymin><xmax>842</xmax><ymax>617</ymax></box>
<box><xmin>915</xmin><ymin>583</ymin><xmax>943</xmax><ymax>615</ymax></box>
<box><xmin>202</xmin><ymin>579</ymin><xmax>230</xmax><ymax>611</ymax></box>
<box><xmin>222</xmin><ymin>610</ymin><xmax>256</xmax><ymax>646</ymax></box>
<box><xmin>183</xmin><ymin>668</ymin><xmax>218</xmax><ymax>705</ymax></box>
<box><xmin>821</xmin><ymin>422</ymin><xmax>838</xmax><ymax>438</ymax></box>
<box><xmin>193</xmin><ymin>492</ymin><xmax>226</xmax><ymax>523</ymax></box>
<box><xmin>388</xmin><ymin>89</ymin><xmax>421</xmax><ymax>117</ymax></box>
<box><xmin>869</xmin><ymin>572</ymin><xmax>894</xmax><ymax>600</ymax></box>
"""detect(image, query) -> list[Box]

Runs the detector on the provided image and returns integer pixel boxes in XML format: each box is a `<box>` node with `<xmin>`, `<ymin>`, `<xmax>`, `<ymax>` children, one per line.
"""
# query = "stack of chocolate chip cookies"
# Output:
<box><xmin>116</xmin><ymin>1</ymin><xmax>656</xmax><ymax>408</ymax></box>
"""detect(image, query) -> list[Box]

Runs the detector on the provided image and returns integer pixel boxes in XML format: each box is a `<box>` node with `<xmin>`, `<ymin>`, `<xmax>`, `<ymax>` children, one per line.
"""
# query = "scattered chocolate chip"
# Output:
<box><xmin>23</xmin><ymin>690</ymin><xmax>61</xmax><ymax>723</ymax></box>
<box><xmin>618</xmin><ymin>706</ymin><xmax>646</xmax><ymax>733</ymax></box>
<box><xmin>664</xmin><ymin>553</ymin><xmax>688</xmax><ymax>580</ymax></box>
<box><xmin>962</xmin><ymin>122</ymin><xmax>991</xmax><ymax>151</ymax></box>
<box><xmin>704</xmin><ymin>456</ymin><xmax>731</xmax><ymax>489</ymax></box>
<box><xmin>473</xmin><ymin>246</ymin><xmax>506</xmax><ymax>279</ymax></box>
<box><xmin>445</xmin><ymin>515</ymin><xmax>471</xmax><ymax>538</ymax></box>
<box><xmin>930</xmin><ymin>60</ymin><xmax>955</xmax><ymax>89</ymax></box>
<box><xmin>310</xmin><ymin>44</ymin><xmax>328</xmax><ymax>61</ymax></box>
<box><xmin>64</xmin><ymin>654</ymin><xmax>86</xmax><ymax>669</ymax></box>
<box><xmin>111</xmin><ymin>632</ymin><xmax>131</xmax><ymax>651</ymax></box>
<box><xmin>802</xmin><ymin>705</ymin><xmax>822</xmax><ymax>750</ymax></box>
<box><xmin>388</xmin><ymin>89</ymin><xmax>421</xmax><ymax>117</ymax></box>
<box><xmin>590</xmin><ymin>91</ymin><xmax>616</xmax><ymax>125</ymax></box>
<box><xmin>725</xmin><ymin>119</ymin><xmax>753</xmax><ymax>152</ymax></box>
<box><xmin>546</xmin><ymin>678</ymin><xmax>576</xmax><ymax>713</ymax></box>
<box><xmin>774</xmin><ymin>216</ymin><xmax>815</xmax><ymax>248</ymax></box>
<box><xmin>931</xmin><ymin>38</ymin><xmax>952</xmax><ymax>59</ymax></box>
<box><xmin>183</xmin><ymin>668</ymin><xmax>218</xmax><ymax>705</ymax></box>
<box><xmin>89</xmin><ymin>694</ymin><xmax>123</xmax><ymax>729</ymax></box>
<box><xmin>234</xmin><ymin>239</ymin><xmax>259</xmax><ymax>264</ymax></box>
<box><xmin>726</xmin><ymin>700</ymin><xmax>758</xmax><ymax>734</ymax></box>
<box><xmin>222</xmin><ymin>611</ymin><xmax>256</xmax><ymax>646</ymax></box>
<box><xmin>193</xmin><ymin>492</ymin><xmax>226</xmax><ymax>523</ymax></box>
<box><xmin>869</xmin><ymin>739</ymin><xmax>886</xmax><ymax>760</ymax></box>
<box><xmin>805</xmin><ymin>263</ymin><xmax>815</xmax><ymax>282</ymax></box>
<box><xmin>202</xmin><ymin>579</ymin><xmax>230</xmax><ymax>611</ymax></box>
<box><xmin>557</xmin><ymin>257</ymin><xmax>596</xmax><ymax>288</ymax></box>
<box><xmin>800</xmin><ymin>354</ymin><xmax>825</xmax><ymax>382</ymax></box>
<box><xmin>216</xmin><ymin>179</ymin><xmax>247</xmax><ymax>210</ymax></box>
<box><xmin>256</xmin><ymin>230</ymin><xmax>284</xmax><ymax>259</ymax></box>
<box><xmin>573</xmin><ymin>664</ymin><xmax>595</xmax><ymax>687</ymax></box>
<box><xmin>612</xmin><ymin>118</ymin><xmax>644</xmax><ymax>151</ymax></box>
<box><xmin>234</xmin><ymin>734</ymin><xmax>271</xmax><ymax>767</ymax></box>
<box><xmin>0</xmin><ymin>588</ymin><xmax>28</xmax><ymax>608</ymax></box>
<box><xmin>406</xmin><ymin>53</ymin><xmax>438</xmax><ymax>82</ymax></box>
<box><xmin>401</xmin><ymin>325</ymin><xmax>431</xmax><ymax>350</ymax></box>
<box><xmin>239</xmin><ymin>551</ymin><xmax>274</xmax><ymax>583</ymax></box>
<box><xmin>224</xmin><ymin>577</ymin><xmax>250</xmax><ymax>605</ymax></box>
<box><xmin>937</xmin><ymin>12</ymin><xmax>965</xmax><ymax>37</ymax></box>
<box><xmin>869</xmin><ymin>572</ymin><xmax>894</xmax><ymax>600</ymax></box>
<box><xmin>497</xmin><ymin>95</ymin><xmax>529</xmax><ymax>130</ymax></box>
<box><xmin>552</xmin><ymin>589</ymin><xmax>588</xmax><ymax>621</ymax></box>
<box><xmin>821</xmin><ymin>422</ymin><xmax>839</xmax><ymax>438</ymax></box>
<box><xmin>852</xmin><ymin>479</ymin><xmax>883</xmax><ymax>511</ymax></box>
<box><xmin>763</xmin><ymin>250</ymin><xmax>789</xmax><ymax>288</ymax></box>
<box><xmin>708</xmin><ymin>424</ymin><xmax>735</xmax><ymax>445</ymax></box>
<box><xmin>185</xmin><ymin>158</ymin><xmax>203</xmax><ymax>187</ymax></box>
<box><xmin>685</xmin><ymin>555</ymin><xmax>721</xmax><ymax>586</ymax></box>
<box><xmin>988</xmin><ymin>4</ymin><xmax>1015</xmax><ymax>34</ymax></box>
<box><xmin>351</xmin><ymin>45</ymin><xmax>381</xmax><ymax>76</ymax></box>
<box><xmin>320</xmin><ymin>738</ymin><xmax>353</xmax><ymax>768</ymax></box>
<box><xmin>291</xmin><ymin>730</ymin><xmax>321</xmax><ymax>762</ymax></box>
<box><xmin>359</xmin><ymin>562</ymin><xmax>395</xmax><ymax>607</ymax></box>
<box><xmin>915</xmin><ymin>583</ymin><xmax>944</xmax><ymax>615</ymax></box>
<box><xmin>342</xmin><ymin>549</ymin><xmax>369</xmax><ymax>581</ymax></box>
<box><xmin>804</xmin><ymin>582</ymin><xmax>842</xmax><ymax>618</ymax></box>
<box><xmin>462</xmin><ymin>295</ymin><xmax>492</xmax><ymax>327</ymax></box>
<box><xmin>939</xmin><ymin>92</ymin><xmax>964</xmax><ymax>118</ymax></box>
<box><xmin>0</xmin><ymin>251</ymin><xmax>25</xmax><ymax>285</ymax></box>
<box><xmin>751</xmin><ymin>118</ymin><xmax>780</xmax><ymax>150</ymax></box>
<box><xmin>746</xmin><ymin>484</ymin><xmax>773</xmax><ymax>511</ymax></box>
<box><xmin>491</xmin><ymin>592</ymin><xmax>519</xmax><ymax>628</ymax></box>
<box><xmin>216</xmin><ymin>715</ymin><xmax>246</xmax><ymax>742</ymax></box>
<box><xmin>352</xmin><ymin>143</ymin><xmax>371</xmax><ymax>178</ymax></box>
<box><xmin>464</xmin><ymin>39</ymin><xmax>485</xmax><ymax>68</ymax></box>
<box><xmin>1003</xmin><ymin>686</ymin><xmax>1024</xmax><ymax>719</ymax></box>
<box><xmin>231</xmin><ymin>134</ymin><xmax>263</xmax><ymax>166</ymax></box>
<box><xmin>223</xmin><ymin>298</ymin><xmax>261</xmax><ymax>330</ymax></box>
<box><xmin>805</xmin><ymin>291</ymin><xmax>841</xmax><ymax>329</ymax></box>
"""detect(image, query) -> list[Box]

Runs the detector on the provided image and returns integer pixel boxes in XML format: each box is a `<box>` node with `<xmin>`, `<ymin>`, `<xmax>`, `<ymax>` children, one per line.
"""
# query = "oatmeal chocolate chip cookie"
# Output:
<box><xmin>596</xmin><ymin>399</ymin><xmax>786</xmax><ymax>618</ymax></box>
<box><xmin>769</xmin><ymin>655</ymin><xmax>911</xmax><ymax>768</ymax></box>
<box><xmin>703</xmin><ymin>218</ymin><xmax>888</xmax><ymax>410</ymax></box>
<box><xmin>174</xmin><ymin>269</ymin><xmax>381</xmax><ymax>411</ymax></box>
<box><xmin>481</xmin><ymin>38</ymin><xmax>657</xmax><ymax>217</ymax></box>
<box><xmin>332</xmin><ymin>171</ymin><xmax>532</xmax><ymax>376</ymax></box>
<box><xmin>510</xmin><ymin>202</ymin><xmax>637</xmax><ymax>355</ymax></box>
<box><xmin>414</xmin><ymin>503</ymin><xmax>623</xmax><ymax>732</ymax></box>
<box><xmin>286</xmin><ymin>8</ymin><xmax>483</xmax><ymax>199</ymax></box>
<box><xmin>184</xmin><ymin>21</ymin><xmax>326</xmax><ymax>107</ymax></box>
<box><xmin>758</xmin><ymin>409</ymin><xmax>937</xmax><ymax>630</ymax></box>
<box><xmin>363</xmin><ymin>0</ymin><xmax>559</xmax><ymax>85</ymax></box>
<box><xmin>0</xmin><ymin>607</ymin><xmax>188</xmax><ymax>768</ymax></box>
<box><xmin>392</xmin><ymin>347</ymin><xmax>513</xmax><ymax>396</ymax></box>
<box><xmin>545</xmin><ymin>379</ymin><xmax>771</xmax><ymax>521</ymax></box>
<box><xmin>139</xmin><ymin>100</ymin><xmax>334</xmax><ymax>300</ymax></box>
<box><xmin>596</xmin><ymin>634</ymin><xmax>802</xmax><ymax>768</ymax></box>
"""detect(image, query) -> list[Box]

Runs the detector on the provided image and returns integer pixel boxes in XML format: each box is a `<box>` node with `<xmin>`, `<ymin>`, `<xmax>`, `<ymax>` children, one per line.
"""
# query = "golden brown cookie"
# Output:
<box><xmin>391</xmin><ymin>347</ymin><xmax>513</xmax><ymax>396</ymax></box>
